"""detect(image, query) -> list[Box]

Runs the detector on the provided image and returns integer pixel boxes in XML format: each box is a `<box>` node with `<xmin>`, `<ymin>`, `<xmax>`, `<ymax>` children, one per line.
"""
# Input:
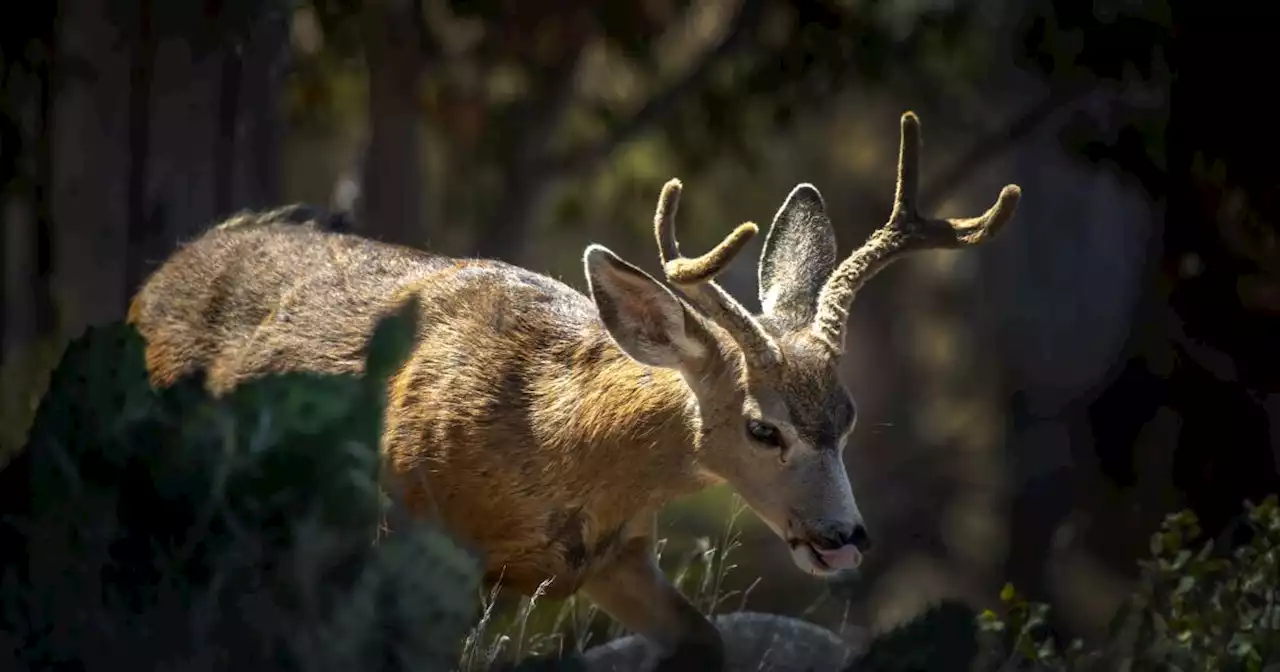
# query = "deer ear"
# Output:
<box><xmin>584</xmin><ymin>245</ymin><xmax>707</xmax><ymax>369</ymax></box>
<box><xmin>758</xmin><ymin>184</ymin><xmax>839</xmax><ymax>330</ymax></box>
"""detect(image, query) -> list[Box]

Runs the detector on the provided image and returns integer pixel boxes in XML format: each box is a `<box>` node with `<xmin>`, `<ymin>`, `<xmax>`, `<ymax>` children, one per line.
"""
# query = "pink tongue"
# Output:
<box><xmin>816</xmin><ymin>545</ymin><xmax>862</xmax><ymax>570</ymax></box>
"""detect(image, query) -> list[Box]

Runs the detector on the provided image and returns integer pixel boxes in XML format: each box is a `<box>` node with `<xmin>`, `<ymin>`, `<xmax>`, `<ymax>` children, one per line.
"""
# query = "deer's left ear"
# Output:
<box><xmin>584</xmin><ymin>244</ymin><xmax>709</xmax><ymax>369</ymax></box>
<box><xmin>758</xmin><ymin>184</ymin><xmax>839</xmax><ymax>330</ymax></box>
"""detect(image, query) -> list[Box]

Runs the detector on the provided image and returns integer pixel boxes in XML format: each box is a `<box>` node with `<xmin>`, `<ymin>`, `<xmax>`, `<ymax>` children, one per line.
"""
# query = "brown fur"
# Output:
<box><xmin>128</xmin><ymin>214</ymin><xmax>712</xmax><ymax>598</ymax></box>
<box><xmin>127</xmin><ymin>111</ymin><xmax>1021</xmax><ymax>669</ymax></box>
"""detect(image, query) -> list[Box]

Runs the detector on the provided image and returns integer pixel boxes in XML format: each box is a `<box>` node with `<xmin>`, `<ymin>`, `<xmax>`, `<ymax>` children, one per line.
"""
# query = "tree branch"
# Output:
<box><xmin>537</xmin><ymin>0</ymin><xmax>765</xmax><ymax>178</ymax></box>
<box><xmin>920</xmin><ymin>83</ymin><xmax>1095</xmax><ymax>212</ymax></box>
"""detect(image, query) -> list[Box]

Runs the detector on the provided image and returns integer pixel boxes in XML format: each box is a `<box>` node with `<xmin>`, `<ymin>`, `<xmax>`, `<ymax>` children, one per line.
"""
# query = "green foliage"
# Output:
<box><xmin>975</xmin><ymin>498</ymin><xmax>1280</xmax><ymax>671</ymax></box>
<box><xmin>289</xmin><ymin>0</ymin><xmax>998</xmax><ymax>225</ymax></box>
<box><xmin>828</xmin><ymin>497</ymin><xmax>1280</xmax><ymax>672</ymax></box>
<box><xmin>0</xmin><ymin>298</ymin><xmax>483</xmax><ymax>672</ymax></box>
<box><xmin>665</xmin><ymin>0</ymin><xmax>988</xmax><ymax>173</ymax></box>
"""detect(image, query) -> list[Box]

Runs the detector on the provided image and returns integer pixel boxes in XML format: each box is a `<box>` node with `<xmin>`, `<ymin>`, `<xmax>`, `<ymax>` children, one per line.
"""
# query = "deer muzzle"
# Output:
<box><xmin>788</xmin><ymin>518</ymin><xmax>871</xmax><ymax>576</ymax></box>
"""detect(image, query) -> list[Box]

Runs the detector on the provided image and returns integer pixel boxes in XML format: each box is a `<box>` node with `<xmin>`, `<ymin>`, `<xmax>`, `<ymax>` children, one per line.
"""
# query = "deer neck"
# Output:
<box><xmin>532</xmin><ymin>324</ymin><xmax>713</xmax><ymax>504</ymax></box>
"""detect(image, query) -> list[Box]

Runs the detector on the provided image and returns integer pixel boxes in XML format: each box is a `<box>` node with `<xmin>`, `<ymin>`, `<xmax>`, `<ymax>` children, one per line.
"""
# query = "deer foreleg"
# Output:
<box><xmin>581</xmin><ymin>535</ymin><xmax>724</xmax><ymax>671</ymax></box>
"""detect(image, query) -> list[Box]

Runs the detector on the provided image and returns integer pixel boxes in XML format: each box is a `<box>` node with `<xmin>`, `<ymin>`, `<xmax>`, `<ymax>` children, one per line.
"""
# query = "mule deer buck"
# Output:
<box><xmin>127</xmin><ymin>111</ymin><xmax>1020</xmax><ymax>670</ymax></box>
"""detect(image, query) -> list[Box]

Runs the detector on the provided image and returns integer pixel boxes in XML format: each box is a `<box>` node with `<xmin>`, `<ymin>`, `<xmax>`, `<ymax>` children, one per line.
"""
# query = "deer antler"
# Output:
<box><xmin>812</xmin><ymin>112</ymin><xmax>1022</xmax><ymax>351</ymax></box>
<box><xmin>654</xmin><ymin>179</ymin><xmax>782</xmax><ymax>366</ymax></box>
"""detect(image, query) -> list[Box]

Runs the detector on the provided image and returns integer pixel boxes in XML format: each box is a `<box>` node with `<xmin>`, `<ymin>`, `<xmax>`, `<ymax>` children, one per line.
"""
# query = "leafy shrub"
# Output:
<box><xmin>823</xmin><ymin>497</ymin><xmax>1280</xmax><ymax>672</ymax></box>
<box><xmin>974</xmin><ymin>497</ymin><xmax>1280</xmax><ymax>672</ymax></box>
<box><xmin>0</xmin><ymin>298</ymin><xmax>483</xmax><ymax>672</ymax></box>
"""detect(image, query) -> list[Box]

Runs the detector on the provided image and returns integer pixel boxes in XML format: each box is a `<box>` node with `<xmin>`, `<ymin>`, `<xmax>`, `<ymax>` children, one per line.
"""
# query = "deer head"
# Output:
<box><xmin>583</xmin><ymin>111</ymin><xmax>1021</xmax><ymax>577</ymax></box>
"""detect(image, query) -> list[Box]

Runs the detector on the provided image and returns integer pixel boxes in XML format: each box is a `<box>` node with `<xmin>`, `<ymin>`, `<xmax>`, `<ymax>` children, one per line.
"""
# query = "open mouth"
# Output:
<box><xmin>803</xmin><ymin>542</ymin><xmax>834</xmax><ymax>572</ymax></box>
<box><xmin>791</xmin><ymin>539</ymin><xmax>862</xmax><ymax>574</ymax></box>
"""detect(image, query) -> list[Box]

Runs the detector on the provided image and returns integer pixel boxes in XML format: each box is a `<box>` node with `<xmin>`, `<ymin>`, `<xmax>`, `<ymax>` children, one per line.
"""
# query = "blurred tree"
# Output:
<box><xmin>2</xmin><ymin>0</ymin><xmax>292</xmax><ymax>454</ymax></box>
<box><xmin>0</xmin><ymin>0</ymin><xmax>57</xmax><ymax>456</ymax></box>
<box><xmin>301</xmin><ymin>0</ymin><xmax>988</xmax><ymax>261</ymax></box>
<box><xmin>356</xmin><ymin>0</ymin><xmax>431</xmax><ymax>246</ymax></box>
<box><xmin>997</xmin><ymin>0</ymin><xmax>1280</xmax><ymax>639</ymax></box>
<box><xmin>116</xmin><ymin>0</ymin><xmax>292</xmax><ymax>295</ymax></box>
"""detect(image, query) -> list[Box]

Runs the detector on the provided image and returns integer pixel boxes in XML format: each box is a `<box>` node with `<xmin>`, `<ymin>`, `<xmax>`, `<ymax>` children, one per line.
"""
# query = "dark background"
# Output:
<box><xmin>2</xmin><ymin>0</ymin><xmax>1276</xmax><ymax>649</ymax></box>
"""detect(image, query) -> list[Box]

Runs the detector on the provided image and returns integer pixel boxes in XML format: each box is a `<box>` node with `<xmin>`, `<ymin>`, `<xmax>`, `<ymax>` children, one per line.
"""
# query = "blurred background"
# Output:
<box><xmin>2</xmin><ymin>0</ymin><xmax>1277</xmax><ymax>651</ymax></box>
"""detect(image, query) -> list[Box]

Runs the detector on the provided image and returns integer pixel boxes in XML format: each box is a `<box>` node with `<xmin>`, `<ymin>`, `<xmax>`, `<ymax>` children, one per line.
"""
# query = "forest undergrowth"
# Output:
<box><xmin>0</xmin><ymin>306</ymin><xmax>1276</xmax><ymax>671</ymax></box>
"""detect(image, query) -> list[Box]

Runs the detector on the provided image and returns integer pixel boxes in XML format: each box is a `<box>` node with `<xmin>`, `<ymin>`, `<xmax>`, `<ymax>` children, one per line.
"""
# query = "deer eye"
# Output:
<box><xmin>746</xmin><ymin>419</ymin><xmax>782</xmax><ymax>448</ymax></box>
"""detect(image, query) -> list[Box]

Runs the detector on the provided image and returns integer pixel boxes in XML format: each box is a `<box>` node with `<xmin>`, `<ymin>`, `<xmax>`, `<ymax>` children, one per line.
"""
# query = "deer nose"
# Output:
<box><xmin>848</xmin><ymin>523</ymin><xmax>872</xmax><ymax>553</ymax></box>
<box><xmin>809</xmin><ymin>521</ymin><xmax>872</xmax><ymax>553</ymax></box>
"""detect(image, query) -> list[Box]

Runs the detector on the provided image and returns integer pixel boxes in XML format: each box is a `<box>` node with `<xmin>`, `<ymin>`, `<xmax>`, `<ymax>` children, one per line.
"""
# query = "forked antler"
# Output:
<box><xmin>653</xmin><ymin>179</ymin><xmax>782</xmax><ymax>366</ymax></box>
<box><xmin>812</xmin><ymin>111</ymin><xmax>1022</xmax><ymax>351</ymax></box>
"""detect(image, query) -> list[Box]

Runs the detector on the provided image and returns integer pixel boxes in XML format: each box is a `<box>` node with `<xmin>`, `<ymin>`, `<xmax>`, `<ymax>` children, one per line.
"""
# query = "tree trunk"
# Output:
<box><xmin>52</xmin><ymin>0</ymin><xmax>132</xmax><ymax>333</ymax></box>
<box><xmin>358</xmin><ymin>0</ymin><xmax>427</xmax><ymax>247</ymax></box>
<box><xmin>123</xmin><ymin>0</ymin><xmax>156</xmax><ymax>305</ymax></box>
<box><xmin>233</xmin><ymin>14</ymin><xmax>289</xmax><ymax>213</ymax></box>
<box><xmin>473</xmin><ymin>169</ymin><xmax>549</xmax><ymax>263</ymax></box>
<box><xmin>123</xmin><ymin>2</ymin><xmax>288</xmax><ymax>302</ymax></box>
<box><xmin>0</xmin><ymin>1</ymin><xmax>58</xmax><ymax>454</ymax></box>
<box><xmin>0</xmin><ymin>194</ymin><xmax>48</xmax><ymax>455</ymax></box>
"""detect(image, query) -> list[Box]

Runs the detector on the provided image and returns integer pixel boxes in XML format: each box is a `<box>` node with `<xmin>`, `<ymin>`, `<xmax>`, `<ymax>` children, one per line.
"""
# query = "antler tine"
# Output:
<box><xmin>812</xmin><ymin>112</ymin><xmax>1023</xmax><ymax>351</ymax></box>
<box><xmin>653</xmin><ymin>178</ymin><xmax>781</xmax><ymax>366</ymax></box>
<box><xmin>893</xmin><ymin>110</ymin><xmax>922</xmax><ymax>221</ymax></box>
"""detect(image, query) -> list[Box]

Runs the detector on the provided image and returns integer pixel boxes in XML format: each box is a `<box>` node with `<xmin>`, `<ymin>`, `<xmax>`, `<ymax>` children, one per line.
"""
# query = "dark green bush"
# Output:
<box><xmin>0</xmin><ymin>298</ymin><xmax>482</xmax><ymax>672</ymax></box>
<box><xmin>836</xmin><ymin>497</ymin><xmax>1280</xmax><ymax>672</ymax></box>
<box><xmin>972</xmin><ymin>498</ymin><xmax>1280</xmax><ymax>672</ymax></box>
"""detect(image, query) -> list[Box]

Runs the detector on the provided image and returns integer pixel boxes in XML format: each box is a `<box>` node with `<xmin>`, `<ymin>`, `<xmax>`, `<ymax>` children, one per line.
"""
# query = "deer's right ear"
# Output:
<box><xmin>758</xmin><ymin>184</ymin><xmax>839</xmax><ymax>331</ymax></box>
<box><xmin>584</xmin><ymin>245</ymin><xmax>707</xmax><ymax>369</ymax></box>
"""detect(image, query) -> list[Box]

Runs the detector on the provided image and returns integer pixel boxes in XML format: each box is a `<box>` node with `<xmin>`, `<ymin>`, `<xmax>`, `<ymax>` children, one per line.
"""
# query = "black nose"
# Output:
<box><xmin>848</xmin><ymin>524</ymin><xmax>872</xmax><ymax>553</ymax></box>
<box><xmin>808</xmin><ymin>522</ymin><xmax>872</xmax><ymax>552</ymax></box>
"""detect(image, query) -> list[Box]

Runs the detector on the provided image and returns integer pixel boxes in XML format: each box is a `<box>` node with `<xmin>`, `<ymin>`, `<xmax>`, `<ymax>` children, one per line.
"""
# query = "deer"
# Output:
<box><xmin>126</xmin><ymin>111</ymin><xmax>1021</xmax><ymax>671</ymax></box>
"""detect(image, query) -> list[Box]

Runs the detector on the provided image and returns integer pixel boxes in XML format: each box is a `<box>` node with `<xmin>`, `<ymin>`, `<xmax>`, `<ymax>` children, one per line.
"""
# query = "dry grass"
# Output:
<box><xmin>456</xmin><ymin>495</ymin><xmax>760</xmax><ymax>670</ymax></box>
